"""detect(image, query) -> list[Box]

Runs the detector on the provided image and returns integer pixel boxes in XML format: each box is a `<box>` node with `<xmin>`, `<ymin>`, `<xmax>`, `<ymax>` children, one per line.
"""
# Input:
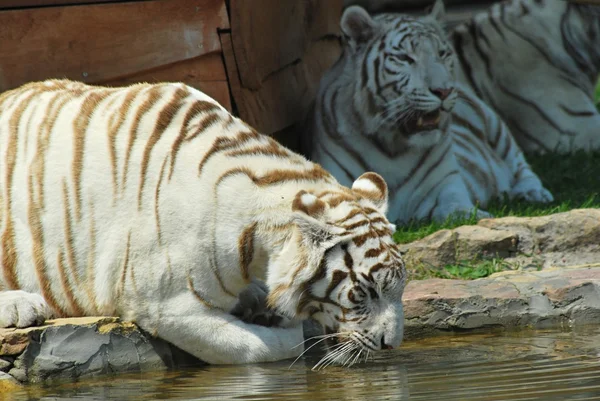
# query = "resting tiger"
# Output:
<box><xmin>452</xmin><ymin>0</ymin><xmax>600</xmax><ymax>154</ymax></box>
<box><xmin>305</xmin><ymin>1</ymin><xmax>552</xmax><ymax>224</ymax></box>
<box><xmin>0</xmin><ymin>79</ymin><xmax>406</xmax><ymax>367</ymax></box>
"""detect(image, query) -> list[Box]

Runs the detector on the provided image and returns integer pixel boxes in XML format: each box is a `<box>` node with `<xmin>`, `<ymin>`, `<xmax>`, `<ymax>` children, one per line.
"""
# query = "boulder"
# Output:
<box><xmin>403</xmin><ymin>266</ymin><xmax>600</xmax><ymax>338</ymax></box>
<box><xmin>400</xmin><ymin>209</ymin><xmax>600</xmax><ymax>271</ymax></box>
<box><xmin>1</xmin><ymin>317</ymin><xmax>202</xmax><ymax>383</ymax></box>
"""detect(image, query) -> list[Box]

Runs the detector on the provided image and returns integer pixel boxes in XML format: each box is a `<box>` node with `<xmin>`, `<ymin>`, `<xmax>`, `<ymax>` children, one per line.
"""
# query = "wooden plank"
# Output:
<box><xmin>222</xmin><ymin>31</ymin><xmax>341</xmax><ymax>135</ymax></box>
<box><xmin>0</xmin><ymin>0</ymin><xmax>134</xmax><ymax>9</ymax></box>
<box><xmin>229</xmin><ymin>0</ymin><xmax>343</xmax><ymax>91</ymax></box>
<box><xmin>0</xmin><ymin>0</ymin><xmax>229</xmax><ymax>91</ymax></box>
<box><xmin>101</xmin><ymin>51</ymin><xmax>232</xmax><ymax>110</ymax></box>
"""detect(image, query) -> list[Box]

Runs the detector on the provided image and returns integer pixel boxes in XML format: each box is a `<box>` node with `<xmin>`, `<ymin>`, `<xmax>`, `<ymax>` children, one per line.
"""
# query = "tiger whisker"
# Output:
<box><xmin>349</xmin><ymin>348</ymin><xmax>363</xmax><ymax>367</ymax></box>
<box><xmin>288</xmin><ymin>332</ymin><xmax>350</xmax><ymax>370</ymax></box>
<box><xmin>376</xmin><ymin>106</ymin><xmax>415</xmax><ymax>130</ymax></box>
<box><xmin>330</xmin><ymin>343</ymin><xmax>359</xmax><ymax>369</ymax></box>
<box><xmin>320</xmin><ymin>341</ymin><xmax>359</xmax><ymax>370</ymax></box>
<box><xmin>312</xmin><ymin>341</ymin><xmax>356</xmax><ymax>371</ymax></box>
<box><xmin>291</xmin><ymin>332</ymin><xmax>347</xmax><ymax>349</ymax></box>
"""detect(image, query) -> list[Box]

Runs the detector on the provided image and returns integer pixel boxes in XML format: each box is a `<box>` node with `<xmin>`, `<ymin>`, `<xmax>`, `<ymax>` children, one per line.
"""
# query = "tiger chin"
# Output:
<box><xmin>306</xmin><ymin>0</ymin><xmax>553</xmax><ymax>224</ymax></box>
<box><xmin>0</xmin><ymin>79</ymin><xmax>406</xmax><ymax>368</ymax></box>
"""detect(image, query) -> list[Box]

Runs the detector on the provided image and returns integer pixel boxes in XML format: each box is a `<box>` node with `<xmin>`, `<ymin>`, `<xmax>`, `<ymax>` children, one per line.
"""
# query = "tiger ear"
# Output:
<box><xmin>351</xmin><ymin>172</ymin><xmax>389</xmax><ymax>214</ymax></box>
<box><xmin>292</xmin><ymin>191</ymin><xmax>336</xmax><ymax>245</ymax></box>
<box><xmin>427</xmin><ymin>0</ymin><xmax>446</xmax><ymax>21</ymax></box>
<box><xmin>341</xmin><ymin>6</ymin><xmax>378</xmax><ymax>48</ymax></box>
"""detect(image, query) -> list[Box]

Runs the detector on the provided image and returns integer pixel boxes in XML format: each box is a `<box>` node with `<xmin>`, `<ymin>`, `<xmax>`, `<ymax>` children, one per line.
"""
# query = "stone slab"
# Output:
<box><xmin>403</xmin><ymin>266</ymin><xmax>600</xmax><ymax>338</ymax></box>
<box><xmin>1</xmin><ymin>317</ymin><xmax>203</xmax><ymax>383</ymax></box>
<box><xmin>400</xmin><ymin>209</ymin><xmax>600</xmax><ymax>271</ymax></box>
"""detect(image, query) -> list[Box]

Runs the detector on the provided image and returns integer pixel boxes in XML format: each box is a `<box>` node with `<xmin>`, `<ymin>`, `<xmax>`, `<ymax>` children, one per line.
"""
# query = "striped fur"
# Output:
<box><xmin>306</xmin><ymin>2</ymin><xmax>552</xmax><ymax>224</ymax></box>
<box><xmin>453</xmin><ymin>0</ymin><xmax>600</xmax><ymax>153</ymax></box>
<box><xmin>0</xmin><ymin>79</ymin><xmax>406</xmax><ymax>367</ymax></box>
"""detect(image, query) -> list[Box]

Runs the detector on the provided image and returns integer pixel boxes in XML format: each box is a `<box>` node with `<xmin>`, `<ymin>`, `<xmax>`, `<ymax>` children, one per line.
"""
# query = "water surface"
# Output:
<box><xmin>6</xmin><ymin>326</ymin><xmax>600</xmax><ymax>401</ymax></box>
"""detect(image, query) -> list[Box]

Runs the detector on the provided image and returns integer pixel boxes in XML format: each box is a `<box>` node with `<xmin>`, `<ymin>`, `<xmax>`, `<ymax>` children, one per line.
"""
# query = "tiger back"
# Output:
<box><xmin>306</xmin><ymin>1</ymin><xmax>552</xmax><ymax>224</ymax></box>
<box><xmin>452</xmin><ymin>0</ymin><xmax>600</xmax><ymax>153</ymax></box>
<box><xmin>0</xmin><ymin>79</ymin><xmax>406</xmax><ymax>367</ymax></box>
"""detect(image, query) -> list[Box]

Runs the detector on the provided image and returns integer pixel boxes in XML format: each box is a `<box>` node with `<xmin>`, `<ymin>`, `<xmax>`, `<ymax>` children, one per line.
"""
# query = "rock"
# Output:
<box><xmin>400</xmin><ymin>209</ymin><xmax>600</xmax><ymax>271</ymax></box>
<box><xmin>0</xmin><ymin>329</ymin><xmax>30</xmax><ymax>356</ymax></box>
<box><xmin>1</xmin><ymin>317</ymin><xmax>203</xmax><ymax>383</ymax></box>
<box><xmin>479</xmin><ymin>209</ymin><xmax>600</xmax><ymax>256</ymax></box>
<box><xmin>400</xmin><ymin>225</ymin><xmax>518</xmax><ymax>268</ymax></box>
<box><xmin>0</xmin><ymin>371</ymin><xmax>21</xmax><ymax>392</ymax></box>
<box><xmin>0</xmin><ymin>357</ymin><xmax>12</xmax><ymax>372</ymax></box>
<box><xmin>403</xmin><ymin>266</ymin><xmax>600</xmax><ymax>338</ymax></box>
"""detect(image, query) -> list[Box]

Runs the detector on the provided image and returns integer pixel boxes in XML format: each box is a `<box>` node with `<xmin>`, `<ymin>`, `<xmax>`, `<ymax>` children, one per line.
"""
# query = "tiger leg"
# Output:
<box><xmin>427</xmin><ymin>172</ymin><xmax>491</xmax><ymax>222</ymax></box>
<box><xmin>230</xmin><ymin>279</ymin><xmax>291</xmax><ymax>328</ymax></box>
<box><xmin>496</xmin><ymin>121</ymin><xmax>553</xmax><ymax>203</ymax></box>
<box><xmin>144</xmin><ymin>292</ymin><xmax>305</xmax><ymax>365</ymax></box>
<box><xmin>0</xmin><ymin>290</ymin><xmax>53</xmax><ymax>328</ymax></box>
<box><xmin>459</xmin><ymin>88</ymin><xmax>553</xmax><ymax>203</ymax></box>
<box><xmin>564</xmin><ymin>113</ymin><xmax>600</xmax><ymax>153</ymax></box>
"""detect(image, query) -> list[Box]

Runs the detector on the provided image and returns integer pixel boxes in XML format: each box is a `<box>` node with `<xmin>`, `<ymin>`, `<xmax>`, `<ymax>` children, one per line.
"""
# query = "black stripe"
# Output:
<box><xmin>497</xmin><ymin>83</ymin><xmax>576</xmax><ymax>137</ymax></box>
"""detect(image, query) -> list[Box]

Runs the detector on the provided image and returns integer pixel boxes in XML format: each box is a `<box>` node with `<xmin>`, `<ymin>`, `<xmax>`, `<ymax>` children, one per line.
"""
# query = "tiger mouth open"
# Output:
<box><xmin>403</xmin><ymin>109</ymin><xmax>442</xmax><ymax>133</ymax></box>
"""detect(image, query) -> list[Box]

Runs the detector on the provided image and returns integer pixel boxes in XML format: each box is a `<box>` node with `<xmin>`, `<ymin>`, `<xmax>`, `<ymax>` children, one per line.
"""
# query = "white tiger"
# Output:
<box><xmin>305</xmin><ymin>1</ymin><xmax>553</xmax><ymax>224</ymax></box>
<box><xmin>0</xmin><ymin>79</ymin><xmax>406</xmax><ymax>367</ymax></box>
<box><xmin>452</xmin><ymin>0</ymin><xmax>600</xmax><ymax>153</ymax></box>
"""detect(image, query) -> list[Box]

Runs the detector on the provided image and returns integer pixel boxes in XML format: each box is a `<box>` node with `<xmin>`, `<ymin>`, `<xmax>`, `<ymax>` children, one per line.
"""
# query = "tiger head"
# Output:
<box><xmin>340</xmin><ymin>0</ymin><xmax>457</xmax><ymax>152</ymax></box>
<box><xmin>267</xmin><ymin>172</ymin><xmax>406</xmax><ymax>367</ymax></box>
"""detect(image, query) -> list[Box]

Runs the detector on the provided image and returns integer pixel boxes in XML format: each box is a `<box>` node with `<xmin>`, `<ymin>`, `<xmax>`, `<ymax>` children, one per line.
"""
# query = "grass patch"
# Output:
<box><xmin>407</xmin><ymin>258</ymin><xmax>537</xmax><ymax>281</ymax></box>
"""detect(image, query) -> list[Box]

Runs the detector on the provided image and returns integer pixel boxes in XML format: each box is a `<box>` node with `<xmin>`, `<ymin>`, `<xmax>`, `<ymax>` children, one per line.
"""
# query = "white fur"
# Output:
<box><xmin>300</xmin><ymin>193</ymin><xmax>318</xmax><ymax>208</ymax></box>
<box><xmin>351</xmin><ymin>177</ymin><xmax>380</xmax><ymax>193</ymax></box>
<box><xmin>452</xmin><ymin>0</ymin><xmax>600</xmax><ymax>153</ymax></box>
<box><xmin>0</xmin><ymin>80</ymin><xmax>406</xmax><ymax>366</ymax></box>
<box><xmin>0</xmin><ymin>291</ymin><xmax>52</xmax><ymax>328</ymax></box>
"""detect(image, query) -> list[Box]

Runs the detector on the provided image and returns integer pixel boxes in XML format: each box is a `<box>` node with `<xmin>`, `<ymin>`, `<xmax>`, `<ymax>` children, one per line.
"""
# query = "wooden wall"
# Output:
<box><xmin>0</xmin><ymin>0</ymin><xmax>232</xmax><ymax>109</ymax></box>
<box><xmin>221</xmin><ymin>0</ymin><xmax>344</xmax><ymax>149</ymax></box>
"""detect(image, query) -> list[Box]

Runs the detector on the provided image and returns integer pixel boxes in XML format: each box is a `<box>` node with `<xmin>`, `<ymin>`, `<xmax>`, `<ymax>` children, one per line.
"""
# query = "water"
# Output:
<box><xmin>5</xmin><ymin>326</ymin><xmax>600</xmax><ymax>401</ymax></box>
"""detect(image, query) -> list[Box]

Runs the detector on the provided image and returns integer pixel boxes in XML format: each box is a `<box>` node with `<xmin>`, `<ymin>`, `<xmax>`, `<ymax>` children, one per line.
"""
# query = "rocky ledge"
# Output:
<box><xmin>404</xmin><ymin>265</ymin><xmax>600</xmax><ymax>338</ymax></box>
<box><xmin>399</xmin><ymin>208</ymin><xmax>600</xmax><ymax>270</ymax></box>
<box><xmin>0</xmin><ymin>317</ymin><xmax>202</xmax><ymax>384</ymax></box>
<box><xmin>1</xmin><ymin>209</ymin><xmax>599</xmax><ymax>384</ymax></box>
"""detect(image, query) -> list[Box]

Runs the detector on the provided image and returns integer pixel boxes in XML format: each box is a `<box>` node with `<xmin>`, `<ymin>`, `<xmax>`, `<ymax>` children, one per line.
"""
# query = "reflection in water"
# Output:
<box><xmin>6</xmin><ymin>326</ymin><xmax>600</xmax><ymax>401</ymax></box>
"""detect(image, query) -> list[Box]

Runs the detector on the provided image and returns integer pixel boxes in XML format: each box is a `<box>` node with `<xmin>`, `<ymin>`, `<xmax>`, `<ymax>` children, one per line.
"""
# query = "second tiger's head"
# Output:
<box><xmin>342</xmin><ymin>0</ymin><xmax>457</xmax><ymax>149</ymax></box>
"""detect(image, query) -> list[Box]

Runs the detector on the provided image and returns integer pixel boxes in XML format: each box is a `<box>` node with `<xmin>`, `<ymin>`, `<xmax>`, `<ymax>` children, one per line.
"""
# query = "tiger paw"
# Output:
<box><xmin>230</xmin><ymin>280</ymin><xmax>289</xmax><ymax>328</ymax></box>
<box><xmin>434</xmin><ymin>205</ymin><xmax>492</xmax><ymax>223</ymax></box>
<box><xmin>0</xmin><ymin>290</ymin><xmax>52</xmax><ymax>328</ymax></box>
<box><xmin>511</xmin><ymin>181</ymin><xmax>554</xmax><ymax>203</ymax></box>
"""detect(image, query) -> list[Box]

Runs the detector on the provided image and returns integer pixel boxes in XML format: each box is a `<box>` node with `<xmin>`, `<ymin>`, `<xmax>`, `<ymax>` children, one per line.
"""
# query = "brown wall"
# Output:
<box><xmin>0</xmin><ymin>0</ymin><xmax>232</xmax><ymax>109</ymax></box>
<box><xmin>221</xmin><ymin>0</ymin><xmax>344</xmax><ymax>150</ymax></box>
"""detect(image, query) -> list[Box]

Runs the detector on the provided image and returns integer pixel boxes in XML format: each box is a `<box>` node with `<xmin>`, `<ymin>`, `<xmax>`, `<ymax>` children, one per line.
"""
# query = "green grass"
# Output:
<box><xmin>407</xmin><ymin>258</ymin><xmax>537</xmax><ymax>281</ymax></box>
<box><xmin>396</xmin><ymin>79</ymin><xmax>600</xmax><ymax>280</ymax></box>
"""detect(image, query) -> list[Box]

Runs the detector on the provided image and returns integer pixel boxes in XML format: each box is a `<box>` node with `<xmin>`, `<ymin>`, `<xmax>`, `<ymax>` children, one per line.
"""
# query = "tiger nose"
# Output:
<box><xmin>430</xmin><ymin>87</ymin><xmax>453</xmax><ymax>100</ymax></box>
